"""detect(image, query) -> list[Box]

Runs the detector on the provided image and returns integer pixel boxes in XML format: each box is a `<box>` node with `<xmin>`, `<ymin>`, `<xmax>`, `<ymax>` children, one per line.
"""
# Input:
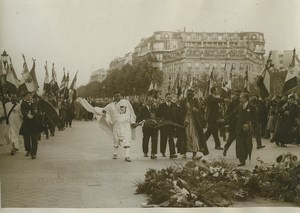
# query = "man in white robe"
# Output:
<box><xmin>5</xmin><ymin>94</ymin><xmax>22</xmax><ymax>155</ymax></box>
<box><xmin>103</xmin><ymin>91</ymin><xmax>136</xmax><ymax>162</ymax></box>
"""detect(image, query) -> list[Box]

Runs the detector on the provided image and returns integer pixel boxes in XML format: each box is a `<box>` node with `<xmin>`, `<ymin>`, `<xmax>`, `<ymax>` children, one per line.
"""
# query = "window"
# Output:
<box><xmin>195</xmin><ymin>63</ymin><xmax>200</xmax><ymax>68</ymax></box>
<box><xmin>164</xmin><ymin>34</ymin><xmax>169</xmax><ymax>39</ymax></box>
<box><xmin>187</xmin><ymin>62</ymin><xmax>192</xmax><ymax>67</ymax></box>
<box><xmin>218</xmin><ymin>35</ymin><xmax>222</xmax><ymax>41</ymax></box>
<box><xmin>232</xmin><ymin>63</ymin><xmax>236</xmax><ymax>70</ymax></box>
<box><xmin>205</xmin><ymin>63</ymin><xmax>210</xmax><ymax>69</ymax></box>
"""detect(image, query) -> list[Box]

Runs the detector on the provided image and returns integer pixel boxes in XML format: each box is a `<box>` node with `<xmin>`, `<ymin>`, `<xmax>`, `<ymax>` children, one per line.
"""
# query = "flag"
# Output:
<box><xmin>243</xmin><ymin>66</ymin><xmax>250</xmax><ymax>93</ymax></box>
<box><xmin>5</xmin><ymin>58</ymin><xmax>19</xmax><ymax>93</ymax></box>
<box><xmin>50</xmin><ymin>63</ymin><xmax>59</xmax><ymax>94</ymax></box>
<box><xmin>59</xmin><ymin>68</ymin><xmax>66</xmax><ymax>93</ymax></box>
<box><xmin>203</xmin><ymin>67</ymin><xmax>214</xmax><ymax>98</ymax></box>
<box><xmin>63</xmin><ymin>72</ymin><xmax>70</xmax><ymax>99</ymax></box>
<box><xmin>69</xmin><ymin>71</ymin><xmax>78</xmax><ymax>90</ymax></box>
<box><xmin>43</xmin><ymin>61</ymin><xmax>52</xmax><ymax>94</ymax></box>
<box><xmin>220</xmin><ymin>64</ymin><xmax>231</xmax><ymax>98</ymax></box>
<box><xmin>19</xmin><ymin>54</ymin><xmax>36</xmax><ymax>93</ymax></box>
<box><xmin>257</xmin><ymin>52</ymin><xmax>272</xmax><ymax>99</ymax></box>
<box><xmin>148</xmin><ymin>81</ymin><xmax>154</xmax><ymax>91</ymax></box>
<box><xmin>0</xmin><ymin>60</ymin><xmax>6</xmax><ymax>76</ymax></box>
<box><xmin>29</xmin><ymin>59</ymin><xmax>39</xmax><ymax>90</ymax></box>
<box><xmin>283</xmin><ymin>48</ymin><xmax>299</xmax><ymax>94</ymax></box>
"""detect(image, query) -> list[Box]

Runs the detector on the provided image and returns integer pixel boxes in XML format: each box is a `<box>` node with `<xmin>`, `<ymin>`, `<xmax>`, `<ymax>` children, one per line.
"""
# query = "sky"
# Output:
<box><xmin>1</xmin><ymin>0</ymin><xmax>300</xmax><ymax>88</ymax></box>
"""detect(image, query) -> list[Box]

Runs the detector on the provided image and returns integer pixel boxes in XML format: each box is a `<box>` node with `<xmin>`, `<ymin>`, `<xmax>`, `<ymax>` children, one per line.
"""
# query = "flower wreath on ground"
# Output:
<box><xmin>135</xmin><ymin>152</ymin><xmax>300</xmax><ymax>207</ymax></box>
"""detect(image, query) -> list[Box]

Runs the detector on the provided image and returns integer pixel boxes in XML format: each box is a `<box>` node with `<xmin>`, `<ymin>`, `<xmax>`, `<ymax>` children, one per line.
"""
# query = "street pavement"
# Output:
<box><xmin>1</xmin><ymin>120</ymin><xmax>300</xmax><ymax>208</ymax></box>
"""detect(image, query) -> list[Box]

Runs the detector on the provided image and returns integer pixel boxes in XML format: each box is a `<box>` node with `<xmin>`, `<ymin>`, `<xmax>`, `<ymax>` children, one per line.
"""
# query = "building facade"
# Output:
<box><xmin>132</xmin><ymin>31</ymin><xmax>265</xmax><ymax>96</ymax></box>
<box><xmin>89</xmin><ymin>68</ymin><xmax>107</xmax><ymax>83</ymax></box>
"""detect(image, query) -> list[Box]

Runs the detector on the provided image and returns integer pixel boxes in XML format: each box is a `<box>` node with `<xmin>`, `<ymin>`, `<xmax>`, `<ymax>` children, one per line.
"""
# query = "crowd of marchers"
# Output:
<box><xmin>0</xmin><ymin>91</ymin><xmax>76</xmax><ymax>159</ymax></box>
<box><xmin>1</xmin><ymin>87</ymin><xmax>300</xmax><ymax>166</ymax></box>
<box><xmin>73</xmin><ymin>87</ymin><xmax>300</xmax><ymax>166</ymax></box>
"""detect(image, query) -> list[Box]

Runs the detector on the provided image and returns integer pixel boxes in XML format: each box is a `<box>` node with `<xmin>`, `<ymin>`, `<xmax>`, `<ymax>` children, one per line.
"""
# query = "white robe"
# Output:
<box><xmin>103</xmin><ymin>99</ymin><xmax>136</xmax><ymax>147</ymax></box>
<box><xmin>3</xmin><ymin>102</ymin><xmax>22</xmax><ymax>149</ymax></box>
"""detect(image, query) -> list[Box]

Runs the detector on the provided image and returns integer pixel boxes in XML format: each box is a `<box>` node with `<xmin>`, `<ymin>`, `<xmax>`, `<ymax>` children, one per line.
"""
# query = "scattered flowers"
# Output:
<box><xmin>135</xmin><ymin>153</ymin><xmax>300</xmax><ymax>207</ymax></box>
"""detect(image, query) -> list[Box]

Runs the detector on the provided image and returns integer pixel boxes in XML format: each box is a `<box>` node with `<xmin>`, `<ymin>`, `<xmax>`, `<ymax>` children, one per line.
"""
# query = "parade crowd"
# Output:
<box><xmin>76</xmin><ymin>88</ymin><xmax>300</xmax><ymax>166</ymax></box>
<box><xmin>1</xmin><ymin>87</ymin><xmax>300</xmax><ymax>166</ymax></box>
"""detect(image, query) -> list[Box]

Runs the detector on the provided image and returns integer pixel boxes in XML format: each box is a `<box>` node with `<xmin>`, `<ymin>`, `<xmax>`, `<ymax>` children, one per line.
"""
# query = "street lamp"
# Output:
<box><xmin>1</xmin><ymin>50</ymin><xmax>9</xmax><ymax>69</ymax></box>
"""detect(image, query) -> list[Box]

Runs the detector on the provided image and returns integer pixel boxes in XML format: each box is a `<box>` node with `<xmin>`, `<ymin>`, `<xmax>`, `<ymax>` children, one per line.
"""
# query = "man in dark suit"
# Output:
<box><xmin>223</xmin><ymin>90</ymin><xmax>241</xmax><ymax>156</ymax></box>
<box><xmin>204</xmin><ymin>87</ymin><xmax>223</xmax><ymax>150</ymax></box>
<box><xmin>19</xmin><ymin>92</ymin><xmax>42</xmax><ymax>159</ymax></box>
<box><xmin>157</xmin><ymin>93</ymin><xmax>178</xmax><ymax>159</ymax></box>
<box><xmin>137</xmin><ymin>96</ymin><xmax>158</xmax><ymax>159</ymax></box>
<box><xmin>223</xmin><ymin>92</ymin><xmax>257</xmax><ymax>166</ymax></box>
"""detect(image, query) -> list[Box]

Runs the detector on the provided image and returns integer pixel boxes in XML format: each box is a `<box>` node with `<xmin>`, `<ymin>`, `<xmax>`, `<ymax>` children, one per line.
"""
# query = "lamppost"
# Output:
<box><xmin>0</xmin><ymin>50</ymin><xmax>9</xmax><ymax>124</ymax></box>
<box><xmin>1</xmin><ymin>50</ymin><xmax>9</xmax><ymax>70</ymax></box>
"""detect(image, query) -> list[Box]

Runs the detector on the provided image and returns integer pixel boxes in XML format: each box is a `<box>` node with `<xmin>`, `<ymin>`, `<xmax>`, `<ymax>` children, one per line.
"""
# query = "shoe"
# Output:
<box><xmin>215</xmin><ymin>146</ymin><xmax>223</xmax><ymax>150</ymax></box>
<box><xmin>112</xmin><ymin>153</ymin><xmax>117</xmax><ymax>159</ymax></box>
<box><xmin>31</xmin><ymin>155</ymin><xmax>36</xmax><ymax>159</ymax></box>
<box><xmin>25</xmin><ymin>152</ymin><xmax>30</xmax><ymax>157</ymax></box>
<box><xmin>11</xmin><ymin>150</ymin><xmax>16</xmax><ymax>155</ymax></box>
<box><xmin>223</xmin><ymin>150</ymin><xmax>227</xmax><ymax>156</ymax></box>
<box><xmin>182</xmin><ymin>154</ymin><xmax>187</xmax><ymax>159</ymax></box>
<box><xmin>237</xmin><ymin>161</ymin><xmax>245</xmax><ymax>166</ymax></box>
<box><xmin>281</xmin><ymin>144</ymin><xmax>287</xmax><ymax>147</ymax></box>
<box><xmin>162</xmin><ymin>153</ymin><xmax>166</xmax><ymax>157</ymax></box>
<box><xmin>170</xmin><ymin>154</ymin><xmax>177</xmax><ymax>159</ymax></box>
<box><xmin>144</xmin><ymin>153</ymin><xmax>149</xmax><ymax>157</ymax></box>
<box><xmin>150</xmin><ymin>154</ymin><xmax>156</xmax><ymax>159</ymax></box>
<box><xmin>125</xmin><ymin>157</ymin><xmax>131</xmax><ymax>162</ymax></box>
<box><xmin>257</xmin><ymin>145</ymin><xmax>266</xmax><ymax>149</ymax></box>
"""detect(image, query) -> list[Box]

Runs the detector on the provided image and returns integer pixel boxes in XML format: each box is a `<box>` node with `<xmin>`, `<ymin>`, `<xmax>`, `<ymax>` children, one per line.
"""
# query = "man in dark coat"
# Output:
<box><xmin>19</xmin><ymin>92</ymin><xmax>42</xmax><ymax>159</ymax></box>
<box><xmin>223</xmin><ymin>90</ymin><xmax>241</xmax><ymax>156</ymax></box>
<box><xmin>157</xmin><ymin>93</ymin><xmax>178</xmax><ymax>159</ymax></box>
<box><xmin>204</xmin><ymin>87</ymin><xmax>223</xmax><ymax>150</ymax></box>
<box><xmin>224</xmin><ymin>92</ymin><xmax>257</xmax><ymax>166</ymax></box>
<box><xmin>137</xmin><ymin>96</ymin><xmax>158</xmax><ymax>159</ymax></box>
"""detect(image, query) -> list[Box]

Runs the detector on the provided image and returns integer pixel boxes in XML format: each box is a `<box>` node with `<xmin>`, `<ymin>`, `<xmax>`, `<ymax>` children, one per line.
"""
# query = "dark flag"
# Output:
<box><xmin>43</xmin><ymin>61</ymin><xmax>52</xmax><ymax>94</ymax></box>
<box><xmin>69</xmin><ymin>71</ymin><xmax>78</xmax><ymax>90</ymax></box>
<box><xmin>283</xmin><ymin>48</ymin><xmax>298</xmax><ymax>94</ymax></box>
<box><xmin>59</xmin><ymin>68</ymin><xmax>66</xmax><ymax>95</ymax></box>
<box><xmin>29</xmin><ymin>59</ymin><xmax>39</xmax><ymax>91</ymax></box>
<box><xmin>257</xmin><ymin>52</ymin><xmax>272</xmax><ymax>99</ymax></box>
<box><xmin>69</xmin><ymin>71</ymin><xmax>78</xmax><ymax>101</ymax></box>
<box><xmin>203</xmin><ymin>66</ymin><xmax>214</xmax><ymax>98</ymax></box>
<box><xmin>5</xmin><ymin>58</ymin><xmax>19</xmax><ymax>94</ymax></box>
<box><xmin>50</xmin><ymin>63</ymin><xmax>59</xmax><ymax>94</ymax></box>
<box><xmin>243</xmin><ymin>66</ymin><xmax>250</xmax><ymax>93</ymax></box>
<box><xmin>38</xmin><ymin>97</ymin><xmax>60</xmax><ymax>126</ymax></box>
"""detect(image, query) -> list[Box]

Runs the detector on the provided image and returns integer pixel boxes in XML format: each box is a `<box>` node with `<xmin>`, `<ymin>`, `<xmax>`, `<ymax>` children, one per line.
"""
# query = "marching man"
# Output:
<box><xmin>102</xmin><ymin>91</ymin><xmax>136</xmax><ymax>162</ymax></box>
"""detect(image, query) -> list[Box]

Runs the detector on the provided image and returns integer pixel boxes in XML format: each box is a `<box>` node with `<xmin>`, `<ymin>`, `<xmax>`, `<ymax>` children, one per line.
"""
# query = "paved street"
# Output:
<box><xmin>1</xmin><ymin>120</ymin><xmax>300</xmax><ymax>208</ymax></box>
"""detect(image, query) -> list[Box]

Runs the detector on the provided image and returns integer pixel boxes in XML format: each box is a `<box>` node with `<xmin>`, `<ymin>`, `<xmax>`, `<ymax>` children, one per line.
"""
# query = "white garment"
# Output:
<box><xmin>4</xmin><ymin>102</ymin><xmax>22</xmax><ymax>149</ymax></box>
<box><xmin>103</xmin><ymin>99</ymin><xmax>136</xmax><ymax>147</ymax></box>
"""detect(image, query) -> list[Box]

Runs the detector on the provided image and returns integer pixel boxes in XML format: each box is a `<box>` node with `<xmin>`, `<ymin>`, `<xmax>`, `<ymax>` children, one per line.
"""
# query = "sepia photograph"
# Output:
<box><xmin>0</xmin><ymin>0</ymin><xmax>300</xmax><ymax>212</ymax></box>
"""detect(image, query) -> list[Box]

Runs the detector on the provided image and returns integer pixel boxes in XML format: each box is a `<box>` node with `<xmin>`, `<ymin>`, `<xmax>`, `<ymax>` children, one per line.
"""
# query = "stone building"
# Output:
<box><xmin>132</xmin><ymin>31</ymin><xmax>265</xmax><ymax>96</ymax></box>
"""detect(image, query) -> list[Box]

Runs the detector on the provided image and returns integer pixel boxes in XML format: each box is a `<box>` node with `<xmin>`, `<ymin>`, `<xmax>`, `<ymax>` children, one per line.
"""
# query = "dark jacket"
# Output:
<box><xmin>19</xmin><ymin>101</ymin><xmax>42</xmax><ymax>135</ymax></box>
<box><xmin>157</xmin><ymin>102</ymin><xmax>178</xmax><ymax>123</ymax></box>
<box><xmin>205</xmin><ymin>94</ymin><xmax>223</xmax><ymax>122</ymax></box>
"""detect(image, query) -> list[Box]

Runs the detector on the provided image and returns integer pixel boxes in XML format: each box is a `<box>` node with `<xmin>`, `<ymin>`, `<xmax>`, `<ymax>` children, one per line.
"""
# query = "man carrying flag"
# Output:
<box><xmin>220</xmin><ymin>64</ymin><xmax>232</xmax><ymax>98</ymax></box>
<box><xmin>283</xmin><ymin>48</ymin><xmax>299</xmax><ymax>94</ymax></box>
